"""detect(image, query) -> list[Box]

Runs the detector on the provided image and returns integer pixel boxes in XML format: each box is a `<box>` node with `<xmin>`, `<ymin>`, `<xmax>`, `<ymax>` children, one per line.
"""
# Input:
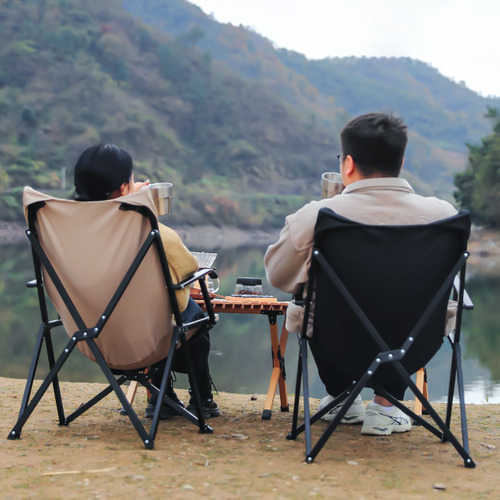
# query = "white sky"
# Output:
<box><xmin>188</xmin><ymin>0</ymin><xmax>500</xmax><ymax>98</ymax></box>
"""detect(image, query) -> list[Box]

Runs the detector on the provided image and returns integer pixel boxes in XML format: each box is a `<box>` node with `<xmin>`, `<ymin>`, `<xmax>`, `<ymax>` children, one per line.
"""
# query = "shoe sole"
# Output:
<box><xmin>361</xmin><ymin>421</ymin><xmax>412</xmax><ymax>435</ymax></box>
<box><xmin>361</xmin><ymin>426</ymin><xmax>411</xmax><ymax>435</ymax></box>
<box><xmin>321</xmin><ymin>414</ymin><xmax>364</xmax><ymax>424</ymax></box>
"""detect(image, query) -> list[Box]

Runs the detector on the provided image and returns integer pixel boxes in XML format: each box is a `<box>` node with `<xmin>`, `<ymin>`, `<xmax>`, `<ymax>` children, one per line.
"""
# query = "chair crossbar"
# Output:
<box><xmin>314</xmin><ymin>249</ymin><xmax>467</xmax><ymax>354</ymax></box>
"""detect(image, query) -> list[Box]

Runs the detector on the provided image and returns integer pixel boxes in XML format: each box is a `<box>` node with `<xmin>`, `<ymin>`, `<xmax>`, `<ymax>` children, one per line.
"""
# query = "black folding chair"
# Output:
<box><xmin>287</xmin><ymin>208</ymin><xmax>475</xmax><ymax>467</ymax></box>
<box><xmin>8</xmin><ymin>187</ymin><xmax>218</xmax><ymax>449</ymax></box>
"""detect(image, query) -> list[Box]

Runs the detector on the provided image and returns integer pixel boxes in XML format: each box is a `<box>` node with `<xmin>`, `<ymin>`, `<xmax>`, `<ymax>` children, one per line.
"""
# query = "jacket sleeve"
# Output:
<box><xmin>159</xmin><ymin>223</ymin><xmax>199</xmax><ymax>311</ymax></box>
<box><xmin>264</xmin><ymin>203</ymin><xmax>319</xmax><ymax>294</ymax></box>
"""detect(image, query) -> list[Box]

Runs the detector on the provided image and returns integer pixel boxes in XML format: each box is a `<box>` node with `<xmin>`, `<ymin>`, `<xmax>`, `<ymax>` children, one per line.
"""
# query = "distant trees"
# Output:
<box><xmin>454</xmin><ymin>107</ymin><xmax>500</xmax><ymax>228</ymax></box>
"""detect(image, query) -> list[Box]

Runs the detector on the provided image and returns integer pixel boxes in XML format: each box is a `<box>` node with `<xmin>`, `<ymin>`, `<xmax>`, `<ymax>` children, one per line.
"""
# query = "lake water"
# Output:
<box><xmin>1</xmin><ymin>236</ymin><xmax>499</xmax><ymax>404</ymax></box>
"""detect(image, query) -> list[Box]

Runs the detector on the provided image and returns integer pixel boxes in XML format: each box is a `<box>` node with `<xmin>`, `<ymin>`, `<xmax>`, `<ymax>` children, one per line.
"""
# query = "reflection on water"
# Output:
<box><xmin>1</xmin><ymin>239</ymin><xmax>499</xmax><ymax>404</ymax></box>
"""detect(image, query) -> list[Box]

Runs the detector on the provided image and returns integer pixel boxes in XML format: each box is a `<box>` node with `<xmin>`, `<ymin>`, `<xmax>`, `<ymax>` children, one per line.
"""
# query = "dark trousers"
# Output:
<box><xmin>151</xmin><ymin>298</ymin><xmax>212</xmax><ymax>397</ymax></box>
<box><xmin>309</xmin><ymin>337</ymin><xmax>407</xmax><ymax>401</ymax></box>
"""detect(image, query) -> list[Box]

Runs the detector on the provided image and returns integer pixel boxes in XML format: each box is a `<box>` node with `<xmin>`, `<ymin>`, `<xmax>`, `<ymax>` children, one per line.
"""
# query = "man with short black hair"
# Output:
<box><xmin>264</xmin><ymin>112</ymin><xmax>457</xmax><ymax>435</ymax></box>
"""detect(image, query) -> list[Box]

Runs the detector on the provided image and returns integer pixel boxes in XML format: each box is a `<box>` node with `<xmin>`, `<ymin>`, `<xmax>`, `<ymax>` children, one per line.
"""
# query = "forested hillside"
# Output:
<box><xmin>1</xmin><ymin>0</ymin><xmax>498</xmax><ymax>227</ymax></box>
<box><xmin>124</xmin><ymin>0</ymin><xmax>500</xmax><ymax>199</ymax></box>
<box><xmin>0</xmin><ymin>0</ymin><xmax>338</xmax><ymax>225</ymax></box>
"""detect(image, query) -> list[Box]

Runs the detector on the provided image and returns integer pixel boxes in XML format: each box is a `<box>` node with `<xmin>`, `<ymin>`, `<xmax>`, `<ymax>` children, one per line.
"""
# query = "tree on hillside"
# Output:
<box><xmin>454</xmin><ymin>107</ymin><xmax>500</xmax><ymax>228</ymax></box>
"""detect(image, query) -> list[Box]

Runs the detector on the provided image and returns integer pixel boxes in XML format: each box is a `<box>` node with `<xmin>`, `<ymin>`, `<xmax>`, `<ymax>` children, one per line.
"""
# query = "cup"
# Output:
<box><xmin>190</xmin><ymin>276</ymin><xmax>219</xmax><ymax>299</ymax></box>
<box><xmin>150</xmin><ymin>182</ymin><xmax>173</xmax><ymax>215</ymax></box>
<box><xmin>207</xmin><ymin>276</ymin><xmax>220</xmax><ymax>294</ymax></box>
<box><xmin>321</xmin><ymin>172</ymin><xmax>344</xmax><ymax>199</ymax></box>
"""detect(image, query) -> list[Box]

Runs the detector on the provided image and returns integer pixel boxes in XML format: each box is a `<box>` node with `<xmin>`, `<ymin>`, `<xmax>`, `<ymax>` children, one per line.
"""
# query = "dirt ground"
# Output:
<box><xmin>1</xmin><ymin>377</ymin><xmax>498</xmax><ymax>499</ymax></box>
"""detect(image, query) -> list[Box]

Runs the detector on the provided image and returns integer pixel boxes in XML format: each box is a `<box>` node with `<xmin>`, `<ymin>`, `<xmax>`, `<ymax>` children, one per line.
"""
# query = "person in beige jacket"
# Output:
<box><xmin>264</xmin><ymin>112</ymin><xmax>457</xmax><ymax>436</ymax></box>
<box><xmin>73</xmin><ymin>144</ymin><xmax>219</xmax><ymax>420</ymax></box>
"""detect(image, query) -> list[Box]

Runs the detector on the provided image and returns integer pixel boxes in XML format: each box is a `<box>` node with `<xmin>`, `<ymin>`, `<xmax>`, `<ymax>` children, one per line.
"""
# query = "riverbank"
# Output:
<box><xmin>1</xmin><ymin>377</ymin><xmax>498</xmax><ymax>499</ymax></box>
<box><xmin>2</xmin><ymin>219</ymin><xmax>500</xmax><ymax>253</ymax></box>
<box><xmin>3</xmin><ymin>220</ymin><xmax>500</xmax><ymax>277</ymax></box>
<box><xmin>0</xmin><ymin>220</ymin><xmax>281</xmax><ymax>249</ymax></box>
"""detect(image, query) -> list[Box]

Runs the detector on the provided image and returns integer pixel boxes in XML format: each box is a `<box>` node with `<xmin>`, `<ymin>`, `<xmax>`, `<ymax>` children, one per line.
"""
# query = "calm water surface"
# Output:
<box><xmin>1</xmin><ymin>237</ymin><xmax>499</xmax><ymax>404</ymax></box>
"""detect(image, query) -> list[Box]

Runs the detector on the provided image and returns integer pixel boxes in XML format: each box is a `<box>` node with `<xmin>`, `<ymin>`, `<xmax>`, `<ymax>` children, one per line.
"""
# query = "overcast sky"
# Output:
<box><xmin>188</xmin><ymin>0</ymin><xmax>500</xmax><ymax>98</ymax></box>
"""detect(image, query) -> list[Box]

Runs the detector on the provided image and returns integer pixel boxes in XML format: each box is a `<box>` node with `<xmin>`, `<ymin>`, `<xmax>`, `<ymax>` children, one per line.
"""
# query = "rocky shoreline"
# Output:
<box><xmin>0</xmin><ymin>220</ymin><xmax>281</xmax><ymax>249</ymax></box>
<box><xmin>2</xmin><ymin>220</ymin><xmax>500</xmax><ymax>275</ymax></box>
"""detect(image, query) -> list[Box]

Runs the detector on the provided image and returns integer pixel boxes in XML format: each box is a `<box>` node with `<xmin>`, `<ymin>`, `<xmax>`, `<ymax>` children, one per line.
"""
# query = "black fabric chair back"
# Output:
<box><xmin>310</xmin><ymin>209</ymin><xmax>470</xmax><ymax>387</ymax></box>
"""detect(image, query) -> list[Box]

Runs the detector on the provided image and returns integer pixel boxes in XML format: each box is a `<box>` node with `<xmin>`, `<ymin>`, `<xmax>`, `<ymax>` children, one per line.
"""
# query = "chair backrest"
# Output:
<box><xmin>23</xmin><ymin>187</ymin><xmax>174</xmax><ymax>371</ymax></box>
<box><xmin>309</xmin><ymin>208</ymin><xmax>470</xmax><ymax>385</ymax></box>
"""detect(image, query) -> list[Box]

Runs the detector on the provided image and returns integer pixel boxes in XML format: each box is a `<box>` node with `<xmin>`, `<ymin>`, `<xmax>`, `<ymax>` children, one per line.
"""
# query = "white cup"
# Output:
<box><xmin>321</xmin><ymin>172</ymin><xmax>344</xmax><ymax>199</ymax></box>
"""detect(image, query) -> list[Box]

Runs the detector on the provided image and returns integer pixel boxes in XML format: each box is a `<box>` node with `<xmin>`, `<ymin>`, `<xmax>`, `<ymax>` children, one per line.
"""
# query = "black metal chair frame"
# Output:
<box><xmin>287</xmin><ymin>209</ymin><xmax>475</xmax><ymax>468</ymax></box>
<box><xmin>8</xmin><ymin>200</ymin><xmax>218</xmax><ymax>449</ymax></box>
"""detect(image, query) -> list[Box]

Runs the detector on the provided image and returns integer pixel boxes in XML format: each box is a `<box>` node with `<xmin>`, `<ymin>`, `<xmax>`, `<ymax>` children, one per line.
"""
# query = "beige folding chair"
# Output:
<box><xmin>8</xmin><ymin>187</ymin><xmax>217</xmax><ymax>448</ymax></box>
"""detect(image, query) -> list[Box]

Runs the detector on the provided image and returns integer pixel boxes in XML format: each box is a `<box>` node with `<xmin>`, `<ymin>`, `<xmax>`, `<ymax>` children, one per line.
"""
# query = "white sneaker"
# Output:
<box><xmin>361</xmin><ymin>402</ymin><xmax>412</xmax><ymax>435</ymax></box>
<box><xmin>318</xmin><ymin>394</ymin><xmax>365</xmax><ymax>424</ymax></box>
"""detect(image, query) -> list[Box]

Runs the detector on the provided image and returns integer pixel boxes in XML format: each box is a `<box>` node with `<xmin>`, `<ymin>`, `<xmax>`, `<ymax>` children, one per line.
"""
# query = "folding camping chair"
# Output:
<box><xmin>287</xmin><ymin>208</ymin><xmax>475</xmax><ymax>467</ymax></box>
<box><xmin>8</xmin><ymin>187</ymin><xmax>217</xmax><ymax>449</ymax></box>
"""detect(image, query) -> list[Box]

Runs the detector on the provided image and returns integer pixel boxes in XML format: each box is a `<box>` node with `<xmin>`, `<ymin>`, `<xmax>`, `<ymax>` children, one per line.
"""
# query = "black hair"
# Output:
<box><xmin>340</xmin><ymin>113</ymin><xmax>408</xmax><ymax>177</ymax></box>
<box><xmin>73</xmin><ymin>144</ymin><xmax>133</xmax><ymax>201</ymax></box>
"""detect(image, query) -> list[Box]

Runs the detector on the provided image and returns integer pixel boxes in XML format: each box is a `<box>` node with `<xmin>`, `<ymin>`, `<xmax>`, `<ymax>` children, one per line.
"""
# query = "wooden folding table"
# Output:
<box><xmin>196</xmin><ymin>298</ymin><xmax>290</xmax><ymax>420</ymax></box>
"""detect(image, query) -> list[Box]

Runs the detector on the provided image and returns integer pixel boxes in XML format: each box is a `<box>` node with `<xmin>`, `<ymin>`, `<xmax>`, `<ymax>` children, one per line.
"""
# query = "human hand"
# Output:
<box><xmin>132</xmin><ymin>179</ymin><xmax>150</xmax><ymax>192</ymax></box>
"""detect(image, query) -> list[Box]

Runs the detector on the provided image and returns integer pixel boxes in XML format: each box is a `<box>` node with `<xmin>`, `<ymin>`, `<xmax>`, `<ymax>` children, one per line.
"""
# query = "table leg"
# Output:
<box><xmin>262</xmin><ymin>311</ymin><xmax>289</xmax><ymax>420</ymax></box>
<box><xmin>277</xmin><ymin>322</ymin><xmax>289</xmax><ymax>411</ymax></box>
<box><xmin>414</xmin><ymin>367</ymin><xmax>429</xmax><ymax>416</ymax></box>
<box><xmin>126</xmin><ymin>381</ymin><xmax>139</xmax><ymax>404</ymax></box>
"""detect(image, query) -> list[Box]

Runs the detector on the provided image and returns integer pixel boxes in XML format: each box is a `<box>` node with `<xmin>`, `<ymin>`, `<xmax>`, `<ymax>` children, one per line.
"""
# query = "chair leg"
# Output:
<box><xmin>391</xmin><ymin>361</ymin><xmax>475</xmax><ymax>468</ymax></box>
<box><xmin>44</xmin><ymin>327</ymin><xmax>65</xmax><ymax>424</ymax></box>
<box><xmin>17</xmin><ymin>322</ymin><xmax>47</xmax><ymax>418</ymax></box>
<box><xmin>8</xmin><ymin>335</ymin><xmax>76</xmax><ymax>440</ymax></box>
<box><xmin>287</xmin><ymin>339</ymin><xmax>304</xmax><ymax>441</ymax></box>
<box><xmin>87</xmin><ymin>339</ymin><xmax>154</xmax><ymax>448</ymax></box>
<box><xmin>445</xmin><ymin>348</ymin><xmax>458</xmax><ymax>429</ymax></box>
<box><xmin>452</xmin><ymin>342</ymin><xmax>472</xmax><ymax>462</ymax></box>
<box><xmin>301</xmin><ymin>340</ymin><xmax>312</xmax><ymax>458</ymax></box>
<box><xmin>306</xmin><ymin>386</ymin><xmax>363</xmax><ymax>464</ymax></box>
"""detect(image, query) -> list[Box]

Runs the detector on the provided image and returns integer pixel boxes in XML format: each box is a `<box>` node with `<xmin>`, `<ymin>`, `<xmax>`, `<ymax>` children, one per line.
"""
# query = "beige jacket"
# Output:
<box><xmin>264</xmin><ymin>177</ymin><xmax>458</xmax><ymax>333</ymax></box>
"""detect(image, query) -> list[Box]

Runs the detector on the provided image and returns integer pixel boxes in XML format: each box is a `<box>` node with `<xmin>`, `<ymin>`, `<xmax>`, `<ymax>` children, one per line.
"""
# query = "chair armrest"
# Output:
<box><xmin>453</xmin><ymin>276</ymin><xmax>474</xmax><ymax>310</ymax></box>
<box><xmin>174</xmin><ymin>268</ymin><xmax>218</xmax><ymax>290</ymax></box>
<box><xmin>291</xmin><ymin>284</ymin><xmax>306</xmax><ymax>306</ymax></box>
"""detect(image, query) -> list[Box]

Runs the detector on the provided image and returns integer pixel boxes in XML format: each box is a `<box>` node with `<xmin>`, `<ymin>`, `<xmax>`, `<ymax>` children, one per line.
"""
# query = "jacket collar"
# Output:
<box><xmin>342</xmin><ymin>177</ymin><xmax>415</xmax><ymax>194</ymax></box>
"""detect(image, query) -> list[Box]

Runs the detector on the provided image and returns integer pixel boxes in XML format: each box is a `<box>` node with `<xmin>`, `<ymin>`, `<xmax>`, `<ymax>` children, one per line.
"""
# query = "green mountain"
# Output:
<box><xmin>124</xmin><ymin>0</ymin><xmax>500</xmax><ymax>199</ymax></box>
<box><xmin>0</xmin><ymin>0</ymin><xmax>498</xmax><ymax>228</ymax></box>
<box><xmin>0</xmin><ymin>0</ymin><xmax>337</xmax><ymax>226</ymax></box>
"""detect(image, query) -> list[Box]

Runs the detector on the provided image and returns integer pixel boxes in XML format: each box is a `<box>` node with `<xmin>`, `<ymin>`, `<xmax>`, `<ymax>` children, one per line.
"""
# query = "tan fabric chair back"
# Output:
<box><xmin>23</xmin><ymin>187</ymin><xmax>173</xmax><ymax>370</ymax></box>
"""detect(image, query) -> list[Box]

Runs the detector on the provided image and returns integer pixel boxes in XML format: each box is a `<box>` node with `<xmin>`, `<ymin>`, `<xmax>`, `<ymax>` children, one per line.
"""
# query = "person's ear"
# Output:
<box><xmin>119</xmin><ymin>182</ymin><xmax>131</xmax><ymax>196</ymax></box>
<box><xmin>343</xmin><ymin>154</ymin><xmax>355</xmax><ymax>177</ymax></box>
